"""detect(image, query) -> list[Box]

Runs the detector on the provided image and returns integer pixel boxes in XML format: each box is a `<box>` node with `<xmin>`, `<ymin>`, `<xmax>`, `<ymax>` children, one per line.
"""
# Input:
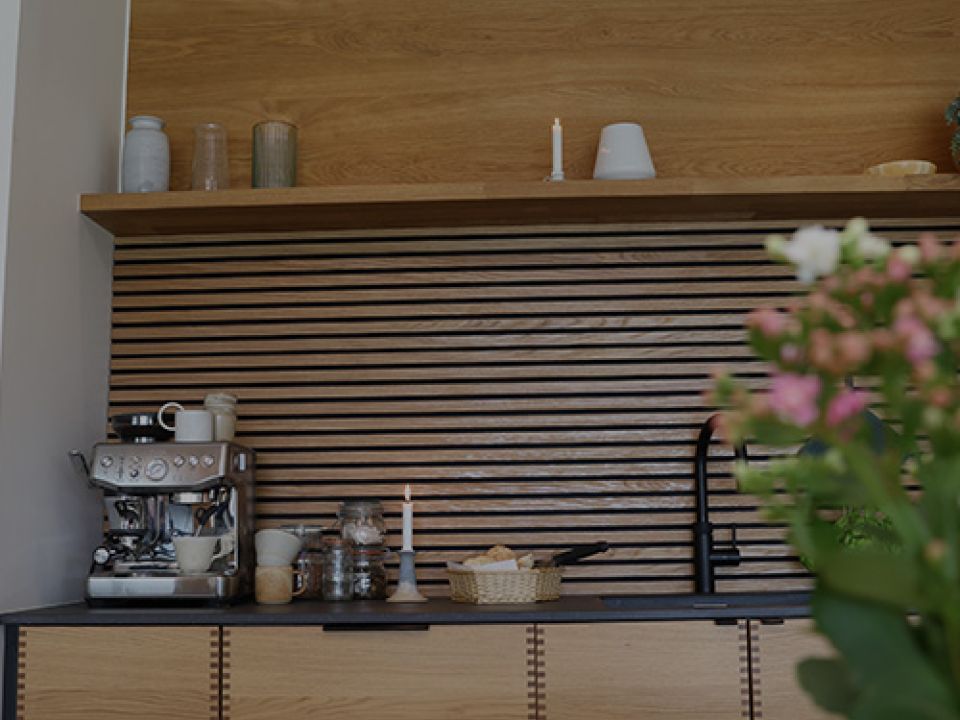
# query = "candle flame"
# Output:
<box><xmin>554</xmin><ymin>117</ymin><xmax>560</xmax><ymax>126</ymax></box>
<box><xmin>404</xmin><ymin>483</ymin><xmax>411</xmax><ymax>502</ymax></box>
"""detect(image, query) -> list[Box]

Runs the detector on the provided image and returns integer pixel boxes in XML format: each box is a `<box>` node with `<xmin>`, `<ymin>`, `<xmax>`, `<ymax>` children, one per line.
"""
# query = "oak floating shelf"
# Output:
<box><xmin>80</xmin><ymin>175</ymin><xmax>960</xmax><ymax>237</ymax></box>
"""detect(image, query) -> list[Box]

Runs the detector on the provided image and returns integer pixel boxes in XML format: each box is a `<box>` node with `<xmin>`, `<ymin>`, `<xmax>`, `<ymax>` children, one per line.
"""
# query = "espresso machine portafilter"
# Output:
<box><xmin>70</xmin><ymin>442</ymin><xmax>256</xmax><ymax>605</ymax></box>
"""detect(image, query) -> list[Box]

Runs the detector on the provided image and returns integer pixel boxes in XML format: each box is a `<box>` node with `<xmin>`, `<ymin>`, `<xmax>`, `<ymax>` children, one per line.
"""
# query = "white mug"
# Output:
<box><xmin>593</xmin><ymin>122</ymin><xmax>656</xmax><ymax>180</ymax></box>
<box><xmin>158</xmin><ymin>402</ymin><xmax>214</xmax><ymax>442</ymax></box>
<box><xmin>255</xmin><ymin>529</ymin><xmax>303</xmax><ymax>566</ymax></box>
<box><xmin>174</xmin><ymin>535</ymin><xmax>234</xmax><ymax>573</ymax></box>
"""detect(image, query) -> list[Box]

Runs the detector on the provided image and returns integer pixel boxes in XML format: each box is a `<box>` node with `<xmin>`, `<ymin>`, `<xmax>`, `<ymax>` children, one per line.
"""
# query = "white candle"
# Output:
<box><xmin>401</xmin><ymin>483</ymin><xmax>414</xmax><ymax>552</ymax></box>
<box><xmin>550</xmin><ymin>117</ymin><xmax>565</xmax><ymax>181</ymax></box>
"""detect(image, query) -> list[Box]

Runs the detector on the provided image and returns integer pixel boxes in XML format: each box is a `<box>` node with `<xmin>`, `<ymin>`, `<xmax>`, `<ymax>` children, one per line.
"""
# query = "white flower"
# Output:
<box><xmin>856</xmin><ymin>231</ymin><xmax>891</xmax><ymax>260</ymax></box>
<box><xmin>782</xmin><ymin>225</ymin><xmax>841</xmax><ymax>284</ymax></box>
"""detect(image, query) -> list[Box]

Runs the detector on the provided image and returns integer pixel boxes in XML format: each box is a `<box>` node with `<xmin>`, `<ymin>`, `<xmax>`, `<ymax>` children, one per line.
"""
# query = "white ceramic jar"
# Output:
<box><xmin>122</xmin><ymin>115</ymin><xmax>170</xmax><ymax>193</ymax></box>
<box><xmin>204</xmin><ymin>392</ymin><xmax>238</xmax><ymax>442</ymax></box>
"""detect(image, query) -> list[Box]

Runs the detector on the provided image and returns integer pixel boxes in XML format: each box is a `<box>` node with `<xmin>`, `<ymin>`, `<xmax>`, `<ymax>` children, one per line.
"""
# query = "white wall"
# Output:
<box><xmin>0</xmin><ymin>0</ymin><xmax>128</xmax><ymax>654</ymax></box>
<box><xmin>0</xmin><ymin>0</ymin><xmax>21</xmax><ymax>364</ymax></box>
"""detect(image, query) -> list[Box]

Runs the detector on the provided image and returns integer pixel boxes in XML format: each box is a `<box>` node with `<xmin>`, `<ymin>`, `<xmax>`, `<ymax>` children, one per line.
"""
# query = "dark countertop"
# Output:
<box><xmin>1</xmin><ymin>592</ymin><xmax>810</xmax><ymax>626</ymax></box>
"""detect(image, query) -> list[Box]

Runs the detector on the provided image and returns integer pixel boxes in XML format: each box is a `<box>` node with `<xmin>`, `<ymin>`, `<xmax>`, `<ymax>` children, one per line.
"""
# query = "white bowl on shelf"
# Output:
<box><xmin>866</xmin><ymin>160</ymin><xmax>937</xmax><ymax>177</ymax></box>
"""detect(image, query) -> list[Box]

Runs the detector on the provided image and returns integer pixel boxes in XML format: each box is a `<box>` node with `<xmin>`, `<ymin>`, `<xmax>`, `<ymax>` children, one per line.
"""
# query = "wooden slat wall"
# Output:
<box><xmin>126</xmin><ymin>0</ymin><xmax>960</xmax><ymax>189</ymax></box>
<box><xmin>109</xmin><ymin>224</ymin><xmax>950</xmax><ymax>595</ymax></box>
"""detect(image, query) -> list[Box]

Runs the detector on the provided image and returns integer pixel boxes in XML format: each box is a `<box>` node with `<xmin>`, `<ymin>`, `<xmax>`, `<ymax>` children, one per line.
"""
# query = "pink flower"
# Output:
<box><xmin>894</xmin><ymin>315</ymin><xmax>939</xmax><ymax>364</ymax></box>
<box><xmin>825</xmin><ymin>389</ymin><xmax>870</xmax><ymax>427</ymax></box>
<box><xmin>780</xmin><ymin>344</ymin><xmax>802</xmax><ymax>364</ymax></box>
<box><xmin>918</xmin><ymin>234</ymin><xmax>941</xmax><ymax>264</ymax></box>
<box><xmin>747</xmin><ymin>307</ymin><xmax>789</xmax><ymax>338</ymax></box>
<box><xmin>768</xmin><ymin>373</ymin><xmax>821</xmax><ymax>427</ymax></box>
<box><xmin>887</xmin><ymin>252</ymin><xmax>913</xmax><ymax>283</ymax></box>
<box><xmin>835</xmin><ymin>332</ymin><xmax>871</xmax><ymax>368</ymax></box>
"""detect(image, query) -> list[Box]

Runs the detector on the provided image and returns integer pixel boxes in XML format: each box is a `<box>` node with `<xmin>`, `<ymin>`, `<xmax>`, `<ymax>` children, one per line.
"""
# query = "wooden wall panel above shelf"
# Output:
<box><xmin>80</xmin><ymin>175</ymin><xmax>960</xmax><ymax>237</ymax></box>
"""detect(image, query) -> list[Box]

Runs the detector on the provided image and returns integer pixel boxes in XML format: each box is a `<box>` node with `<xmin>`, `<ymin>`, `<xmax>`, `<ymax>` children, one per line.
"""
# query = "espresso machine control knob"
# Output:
<box><xmin>145</xmin><ymin>458</ymin><xmax>169</xmax><ymax>481</ymax></box>
<box><xmin>92</xmin><ymin>546</ymin><xmax>111</xmax><ymax>566</ymax></box>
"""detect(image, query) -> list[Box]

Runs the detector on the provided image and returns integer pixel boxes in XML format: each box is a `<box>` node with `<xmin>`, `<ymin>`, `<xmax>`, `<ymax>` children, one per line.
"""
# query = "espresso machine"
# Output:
<box><xmin>70</xmin><ymin>441</ymin><xmax>256</xmax><ymax>604</ymax></box>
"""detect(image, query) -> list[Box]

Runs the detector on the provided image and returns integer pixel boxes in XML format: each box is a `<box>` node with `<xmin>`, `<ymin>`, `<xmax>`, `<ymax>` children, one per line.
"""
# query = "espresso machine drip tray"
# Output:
<box><xmin>86</xmin><ymin>573</ymin><xmax>241</xmax><ymax>601</ymax></box>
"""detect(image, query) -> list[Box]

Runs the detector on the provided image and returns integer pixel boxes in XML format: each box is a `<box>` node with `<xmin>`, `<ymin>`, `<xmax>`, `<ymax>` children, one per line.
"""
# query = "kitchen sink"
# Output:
<box><xmin>600</xmin><ymin>591</ymin><xmax>811</xmax><ymax>611</ymax></box>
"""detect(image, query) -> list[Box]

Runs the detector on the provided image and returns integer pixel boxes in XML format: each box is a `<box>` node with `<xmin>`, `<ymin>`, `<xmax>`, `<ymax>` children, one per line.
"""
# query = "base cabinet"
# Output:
<box><xmin>752</xmin><ymin>620</ymin><xmax>835</xmax><ymax>720</ymax></box>
<box><xmin>15</xmin><ymin>626</ymin><xmax>219</xmax><ymax>720</ymax></box>
<box><xmin>224</xmin><ymin>625</ymin><xmax>530</xmax><ymax>720</ymax></box>
<box><xmin>540</xmin><ymin>621</ymin><xmax>747</xmax><ymax>720</ymax></box>
<box><xmin>7</xmin><ymin>618</ymin><xmax>835</xmax><ymax>720</ymax></box>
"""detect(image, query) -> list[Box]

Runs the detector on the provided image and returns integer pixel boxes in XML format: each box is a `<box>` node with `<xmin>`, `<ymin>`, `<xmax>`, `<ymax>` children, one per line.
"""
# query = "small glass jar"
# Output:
<box><xmin>322</xmin><ymin>537</ymin><xmax>354</xmax><ymax>602</ymax></box>
<box><xmin>352</xmin><ymin>546</ymin><xmax>388</xmax><ymax>600</ymax></box>
<box><xmin>296</xmin><ymin>550</ymin><xmax>324</xmax><ymax>600</ymax></box>
<box><xmin>337</xmin><ymin>500</ymin><xmax>386</xmax><ymax>546</ymax></box>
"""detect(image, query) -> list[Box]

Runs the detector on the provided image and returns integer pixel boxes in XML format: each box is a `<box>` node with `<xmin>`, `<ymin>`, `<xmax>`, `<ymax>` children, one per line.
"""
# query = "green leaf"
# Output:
<box><xmin>812</xmin><ymin>590</ymin><xmax>960</xmax><ymax>720</ymax></box>
<box><xmin>798</xmin><ymin>658</ymin><xmax>859</xmax><ymax>714</ymax></box>
<box><xmin>818</xmin><ymin>549</ymin><xmax>922</xmax><ymax>610</ymax></box>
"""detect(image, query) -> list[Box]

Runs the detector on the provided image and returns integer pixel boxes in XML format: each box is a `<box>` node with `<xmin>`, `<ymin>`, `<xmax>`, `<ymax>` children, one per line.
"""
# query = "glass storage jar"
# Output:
<box><xmin>337</xmin><ymin>500</ymin><xmax>386</xmax><ymax>546</ymax></box>
<box><xmin>352</xmin><ymin>546</ymin><xmax>388</xmax><ymax>600</ymax></box>
<box><xmin>296</xmin><ymin>550</ymin><xmax>324</xmax><ymax>600</ymax></box>
<box><xmin>322</xmin><ymin>537</ymin><xmax>354</xmax><ymax>602</ymax></box>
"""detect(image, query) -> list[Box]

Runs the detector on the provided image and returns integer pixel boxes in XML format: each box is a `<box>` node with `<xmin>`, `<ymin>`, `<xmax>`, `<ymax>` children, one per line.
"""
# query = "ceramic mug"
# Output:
<box><xmin>255</xmin><ymin>529</ymin><xmax>303</xmax><ymax>566</ymax></box>
<box><xmin>158</xmin><ymin>402</ymin><xmax>214</xmax><ymax>442</ymax></box>
<box><xmin>173</xmin><ymin>535</ymin><xmax>234</xmax><ymax>573</ymax></box>
<box><xmin>593</xmin><ymin>122</ymin><xmax>656</xmax><ymax>180</ymax></box>
<box><xmin>255</xmin><ymin>565</ymin><xmax>306</xmax><ymax>604</ymax></box>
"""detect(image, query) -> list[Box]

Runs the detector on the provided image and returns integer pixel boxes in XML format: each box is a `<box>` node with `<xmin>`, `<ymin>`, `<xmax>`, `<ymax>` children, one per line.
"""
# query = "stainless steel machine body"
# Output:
<box><xmin>78</xmin><ymin>441</ymin><xmax>255</xmax><ymax>604</ymax></box>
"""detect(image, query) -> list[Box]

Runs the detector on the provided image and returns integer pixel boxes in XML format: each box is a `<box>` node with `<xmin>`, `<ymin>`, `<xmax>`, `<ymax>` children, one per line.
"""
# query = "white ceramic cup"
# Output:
<box><xmin>173</xmin><ymin>535</ymin><xmax>234</xmax><ymax>573</ymax></box>
<box><xmin>158</xmin><ymin>402</ymin><xmax>214</xmax><ymax>442</ymax></box>
<box><xmin>255</xmin><ymin>529</ymin><xmax>303</xmax><ymax>566</ymax></box>
<box><xmin>593</xmin><ymin>122</ymin><xmax>656</xmax><ymax>180</ymax></box>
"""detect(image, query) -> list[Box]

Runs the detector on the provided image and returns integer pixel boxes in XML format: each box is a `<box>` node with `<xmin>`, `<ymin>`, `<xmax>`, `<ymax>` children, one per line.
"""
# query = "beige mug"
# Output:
<box><xmin>174</xmin><ymin>535</ymin><xmax>234</xmax><ymax>574</ymax></box>
<box><xmin>255</xmin><ymin>565</ymin><xmax>306</xmax><ymax>605</ymax></box>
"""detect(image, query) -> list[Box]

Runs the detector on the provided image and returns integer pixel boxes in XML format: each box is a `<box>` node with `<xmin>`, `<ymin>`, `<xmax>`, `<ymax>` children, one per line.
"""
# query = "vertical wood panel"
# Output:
<box><xmin>126</xmin><ymin>0</ymin><xmax>960</xmax><ymax>189</ymax></box>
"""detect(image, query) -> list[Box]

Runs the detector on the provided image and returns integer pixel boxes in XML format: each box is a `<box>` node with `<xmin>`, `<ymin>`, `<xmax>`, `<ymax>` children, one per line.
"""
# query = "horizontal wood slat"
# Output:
<box><xmin>110</xmin><ymin>224</ymin><xmax>949</xmax><ymax>595</ymax></box>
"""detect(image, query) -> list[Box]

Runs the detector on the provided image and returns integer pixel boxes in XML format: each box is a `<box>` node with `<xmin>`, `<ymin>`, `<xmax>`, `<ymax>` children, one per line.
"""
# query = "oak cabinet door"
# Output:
<box><xmin>226</xmin><ymin>625</ymin><xmax>530</xmax><ymax>720</ymax></box>
<box><xmin>753</xmin><ymin>619</ymin><xmax>835</xmax><ymax>720</ymax></box>
<box><xmin>541</xmin><ymin>621</ymin><xmax>747</xmax><ymax>720</ymax></box>
<box><xmin>17</xmin><ymin>626</ymin><xmax>219</xmax><ymax>720</ymax></box>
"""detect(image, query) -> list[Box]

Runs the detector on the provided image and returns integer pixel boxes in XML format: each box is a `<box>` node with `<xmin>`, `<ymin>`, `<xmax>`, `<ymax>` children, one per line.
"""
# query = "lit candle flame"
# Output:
<box><xmin>404</xmin><ymin>483</ymin><xmax>411</xmax><ymax>502</ymax></box>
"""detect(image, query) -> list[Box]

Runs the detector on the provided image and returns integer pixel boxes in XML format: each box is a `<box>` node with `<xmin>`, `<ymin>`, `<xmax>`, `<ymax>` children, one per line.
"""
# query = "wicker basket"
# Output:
<box><xmin>447</xmin><ymin>567</ymin><xmax>563</xmax><ymax>604</ymax></box>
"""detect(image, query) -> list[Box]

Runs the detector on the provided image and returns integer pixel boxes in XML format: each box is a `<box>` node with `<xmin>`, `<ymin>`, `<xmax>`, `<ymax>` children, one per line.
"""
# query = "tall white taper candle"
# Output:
<box><xmin>401</xmin><ymin>483</ymin><xmax>414</xmax><ymax>552</ymax></box>
<box><xmin>550</xmin><ymin>117</ymin><xmax>565</xmax><ymax>182</ymax></box>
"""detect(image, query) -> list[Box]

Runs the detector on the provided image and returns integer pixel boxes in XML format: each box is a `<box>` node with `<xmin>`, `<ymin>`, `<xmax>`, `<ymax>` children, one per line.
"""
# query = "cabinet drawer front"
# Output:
<box><xmin>543</xmin><ymin>621</ymin><xmax>747</xmax><ymax>720</ymax></box>
<box><xmin>754</xmin><ymin>620</ymin><xmax>835</xmax><ymax>720</ymax></box>
<box><xmin>17</xmin><ymin>626</ymin><xmax>219</xmax><ymax>720</ymax></box>
<box><xmin>226</xmin><ymin>625</ymin><xmax>530</xmax><ymax>720</ymax></box>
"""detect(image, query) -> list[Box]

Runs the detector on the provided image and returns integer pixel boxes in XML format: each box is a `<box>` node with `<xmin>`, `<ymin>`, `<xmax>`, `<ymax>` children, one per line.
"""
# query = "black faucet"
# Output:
<box><xmin>693</xmin><ymin>414</ymin><xmax>747</xmax><ymax>594</ymax></box>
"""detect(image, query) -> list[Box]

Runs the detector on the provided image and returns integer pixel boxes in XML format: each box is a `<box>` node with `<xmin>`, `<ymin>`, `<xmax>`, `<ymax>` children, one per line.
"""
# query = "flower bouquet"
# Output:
<box><xmin>714</xmin><ymin>219</ymin><xmax>960</xmax><ymax>720</ymax></box>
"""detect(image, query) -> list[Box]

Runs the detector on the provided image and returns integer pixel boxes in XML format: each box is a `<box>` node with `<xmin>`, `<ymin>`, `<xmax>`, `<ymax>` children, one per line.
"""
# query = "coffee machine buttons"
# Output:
<box><xmin>100</xmin><ymin>456</ymin><xmax>114</xmax><ymax>468</ymax></box>
<box><xmin>145</xmin><ymin>459</ymin><xmax>169</xmax><ymax>481</ymax></box>
<box><xmin>188</xmin><ymin>455</ymin><xmax>200</xmax><ymax>467</ymax></box>
<box><xmin>128</xmin><ymin>469</ymin><xmax>140</xmax><ymax>479</ymax></box>
<box><xmin>202</xmin><ymin>455</ymin><xmax>216</xmax><ymax>468</ymax></box>
<box><xmin>173</xmin><ymin>455</ymin><xmax>185</xmax><ymax>467</ymax></box>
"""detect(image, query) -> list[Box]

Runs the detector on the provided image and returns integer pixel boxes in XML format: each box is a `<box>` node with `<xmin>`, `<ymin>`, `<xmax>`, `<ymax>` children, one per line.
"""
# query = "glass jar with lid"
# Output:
<box><xmin>337</xmin><ymin>500</ymin><xmax>386</xmax><ymax>546</ymax></box>
<box><xmin>352</xmin><ymin>546</ymin><xmax>388</xmax><ymax>600</ymax></box>
<box><xmin>321</xmin><ymin>537</ymin><xmax>354</xmax><ymax>602</ymax></box>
